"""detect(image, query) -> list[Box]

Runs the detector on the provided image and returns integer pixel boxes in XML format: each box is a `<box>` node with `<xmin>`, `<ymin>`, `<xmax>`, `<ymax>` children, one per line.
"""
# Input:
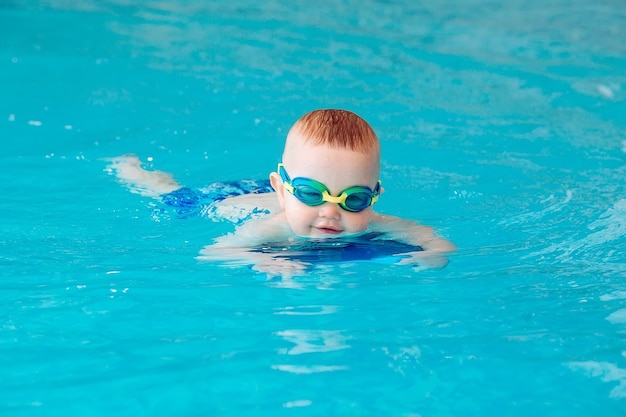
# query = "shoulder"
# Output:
<box><xmin>368</xmin><ymin>213</ymin><xmax>417</xmax><ymax>230</ymax></box>
<box><xmin>368</xmin><ymin>213</ymin><xmax>454</xmax><ymax>251</ymax></box>
<box><xmin>215</xmin><ymin>212</ymin><xmax>293</xmax><ymax>248</ymax></box>
<box><xmin>204</xmin><ymin>193</ymin><xmax>280</xmax><ymax>225</ymax></box>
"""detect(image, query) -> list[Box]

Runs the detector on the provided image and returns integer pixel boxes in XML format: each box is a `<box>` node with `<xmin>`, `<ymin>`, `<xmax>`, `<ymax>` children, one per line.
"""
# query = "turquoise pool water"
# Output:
<box><xmin>2</xmin><ymin>0</ymin><xmax>626</xmax><ymax>415</ymax></box>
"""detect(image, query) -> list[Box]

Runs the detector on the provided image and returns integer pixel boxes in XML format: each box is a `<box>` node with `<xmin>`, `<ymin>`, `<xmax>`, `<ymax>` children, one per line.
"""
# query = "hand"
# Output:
<box><xmin>394</xmin><ymin>250</ymin><xmax>450</xmax><ymax>270</ymax></box>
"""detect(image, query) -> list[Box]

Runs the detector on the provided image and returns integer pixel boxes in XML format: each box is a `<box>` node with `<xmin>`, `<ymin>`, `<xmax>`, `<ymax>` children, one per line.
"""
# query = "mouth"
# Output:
<box><xmin>315</xmin><ymin>226</ymin><xmax>343</xmax><ymax>235</ymax></box>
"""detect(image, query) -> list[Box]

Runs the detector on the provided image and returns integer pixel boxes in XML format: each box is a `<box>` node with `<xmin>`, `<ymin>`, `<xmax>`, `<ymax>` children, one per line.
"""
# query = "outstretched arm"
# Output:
<box><xmin>105</xmin><ymin>155</ymin><xmax>181</xmax><ymax>198</ymax></box>
<box><xmin>369</xmin><ymin>213</ymin><xmax>456</xmax><ymax>269</ymax></box>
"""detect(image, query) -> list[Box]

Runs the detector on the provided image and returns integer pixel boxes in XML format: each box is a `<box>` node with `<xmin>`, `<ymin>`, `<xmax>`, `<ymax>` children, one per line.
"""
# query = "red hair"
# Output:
<box><xmin>289</xmin><ymin>109</ymin><xmax>379</xmax><ymax>154</ymax></box>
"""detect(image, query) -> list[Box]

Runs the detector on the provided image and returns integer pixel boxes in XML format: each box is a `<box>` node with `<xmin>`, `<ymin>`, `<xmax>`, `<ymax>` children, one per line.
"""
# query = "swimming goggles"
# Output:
<box><xmin>278</xmin><ymin>163</ymin><xmax>380</xmax><ymax>213</ymax></box>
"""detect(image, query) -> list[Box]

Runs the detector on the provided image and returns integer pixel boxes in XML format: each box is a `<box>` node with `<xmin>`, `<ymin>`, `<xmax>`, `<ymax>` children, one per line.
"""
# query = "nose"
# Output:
<box><xmin>318</xmin><ymin>202</ymin><xmax>341</xmax><ymax>220</ymax></box>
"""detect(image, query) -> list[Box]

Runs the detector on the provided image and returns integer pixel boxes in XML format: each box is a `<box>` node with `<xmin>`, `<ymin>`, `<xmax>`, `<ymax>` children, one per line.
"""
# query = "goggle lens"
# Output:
<box><xmin>344</xmin><ymin>190</ymin><xmax>373</xmax><ymax>211</ymax></box>
<box><xmin>293</xmin><ymin>185</ymin><xmax>325</xmax><ymax>206</ymax></box>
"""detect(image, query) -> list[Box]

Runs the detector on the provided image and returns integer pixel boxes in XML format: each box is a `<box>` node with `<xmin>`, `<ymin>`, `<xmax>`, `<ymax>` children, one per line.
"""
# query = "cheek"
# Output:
<box><xmin>283</xmin><ymin>198</ymin><xmax>315</xmax><ymax>235</ymax></box>
<box><xmin>342</xmin><ymin>211</ymin><xmax>372</xmax><ymax>233</ymax></box>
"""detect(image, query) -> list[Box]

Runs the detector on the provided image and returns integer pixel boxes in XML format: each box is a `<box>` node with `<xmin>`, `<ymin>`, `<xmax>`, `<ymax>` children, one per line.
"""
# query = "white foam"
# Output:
<box><xmin>587</xmin><ymin>199</ymin><xmax>626</xmax><ymax>244</ymax></box>
<box><xmin>597</xmin><ymin>83</ymin><xmax>615</xmax><ymax>99</ymax></box>
<box><xmin>568</xmin><ymin>361</ymin><xmax>626</xmax><ymax>398</ymax></box>
<box><xmin>600</xmin><ymin>291</ymin><xmax>626</xmax><ymax>301</ymax></box>
<box><xmin>282</xmin><ymin>400</ymin><xmax>312</xmax><ymax>408</ymax></box>
<box><xmin>606</xmin><ymin>308</ymin><xmax>626</xmax><ymax>324</ymax></box>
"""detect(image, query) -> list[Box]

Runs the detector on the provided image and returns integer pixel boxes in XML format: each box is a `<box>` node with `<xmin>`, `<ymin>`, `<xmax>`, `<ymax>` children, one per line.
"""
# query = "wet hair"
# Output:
<box><xmin>288</xmin><ymin>109</ymin><xmax>379</xmax><ymax>154</ymax></box>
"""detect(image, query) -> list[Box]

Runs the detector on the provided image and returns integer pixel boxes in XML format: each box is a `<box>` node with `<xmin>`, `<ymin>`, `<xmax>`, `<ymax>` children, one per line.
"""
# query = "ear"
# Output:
<box><xmin>270</xmin><ymin>171</ymin><xmax>286</xmax><ymax>209</ymax></box>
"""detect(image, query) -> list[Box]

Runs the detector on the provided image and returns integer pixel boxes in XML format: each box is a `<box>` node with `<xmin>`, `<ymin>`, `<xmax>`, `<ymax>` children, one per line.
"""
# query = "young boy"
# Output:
<box><xmin>108</xmin><ymin>109</ymin><xmax>455</xmax><ymax>277</ymax></box>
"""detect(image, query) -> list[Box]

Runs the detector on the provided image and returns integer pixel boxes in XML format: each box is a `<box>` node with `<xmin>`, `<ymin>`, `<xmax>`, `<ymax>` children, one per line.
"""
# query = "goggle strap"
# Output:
<box><xmin>371</xmin><ymin>181</ymin><xmax>381</xmax><ymax>204</ymax></box>
<box><xmin>283</xmin><ymin>182</ymin><xmax>295</xmax><ymax>194</ymax></box>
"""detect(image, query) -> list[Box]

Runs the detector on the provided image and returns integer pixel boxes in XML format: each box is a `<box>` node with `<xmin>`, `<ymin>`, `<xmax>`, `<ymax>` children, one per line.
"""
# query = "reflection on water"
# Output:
<box><xmin>272</xmin><ymin>328</ymin><xmax>350</xmax><ymax>374</ymax></box>
<box><xmin>271</xmin><ymin>364</ymin><xmax>348</xmax><ymax>374</ymax></box>
<box><xmin>276</xmin><ymin>329</ymin><xmax>350</xmax><ymax>355</ymax></box>
<box><xmin>274</xmin><ymin>305</ymin><xmax>338</xmax><ymax>316</ymax></box>
<box><xmin>272</xmin><ymin>303</ymin><xmax>351</xmax><ymax>374</ymax></box>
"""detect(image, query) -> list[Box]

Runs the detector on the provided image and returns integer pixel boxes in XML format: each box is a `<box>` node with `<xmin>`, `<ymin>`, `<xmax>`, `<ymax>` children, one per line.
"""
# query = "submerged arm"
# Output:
<box><xmin>198</xmin><ymin>213</ymin><xmax>309</xmax><ymax>279</ymax></box>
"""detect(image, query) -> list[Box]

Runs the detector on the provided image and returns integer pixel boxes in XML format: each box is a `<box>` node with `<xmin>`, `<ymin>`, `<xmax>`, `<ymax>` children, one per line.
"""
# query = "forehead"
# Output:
<box><xmin>283</xmin><ymin>138</ymin><xmax>379</xmax><ymax>188</ymax></box>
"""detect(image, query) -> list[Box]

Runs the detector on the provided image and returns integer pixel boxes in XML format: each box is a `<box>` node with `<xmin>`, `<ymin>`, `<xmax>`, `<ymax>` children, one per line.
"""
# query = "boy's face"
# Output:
<box><xmin>270</xmin><ymin>133</ymin><xmax>380</xmax><ymax>237</ymax></box>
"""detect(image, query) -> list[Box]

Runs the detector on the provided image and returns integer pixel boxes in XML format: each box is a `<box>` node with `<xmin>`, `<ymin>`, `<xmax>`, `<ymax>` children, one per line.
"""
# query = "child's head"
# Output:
<box><xmin>270</xmin><ymin>109</ymin><xmax>382</xmax><ymax>237</ymax></box>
